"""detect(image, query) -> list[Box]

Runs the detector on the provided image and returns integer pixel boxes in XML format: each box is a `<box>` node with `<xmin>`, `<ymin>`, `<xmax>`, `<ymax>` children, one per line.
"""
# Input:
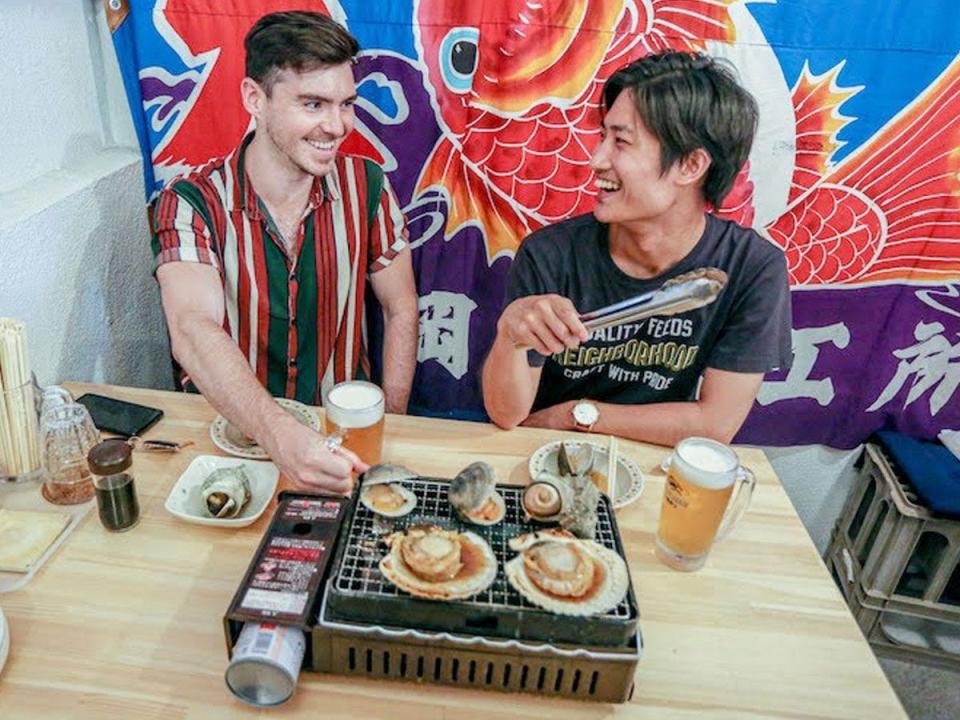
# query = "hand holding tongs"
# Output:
<box><xmin>578</xmin><ymin>267</ymin><xmax>728</xmax><ymax>333</ymax></box>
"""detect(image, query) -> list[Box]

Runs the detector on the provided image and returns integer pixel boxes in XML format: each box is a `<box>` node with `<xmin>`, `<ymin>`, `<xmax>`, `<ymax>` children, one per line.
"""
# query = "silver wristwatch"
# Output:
<box><xmin>572</xmin><ymin>400</ymin><xmax>600</xmax><ymax>432</ymax></box>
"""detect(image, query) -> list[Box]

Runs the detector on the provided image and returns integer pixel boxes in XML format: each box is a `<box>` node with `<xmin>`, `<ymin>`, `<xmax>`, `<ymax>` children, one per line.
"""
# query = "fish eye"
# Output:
<box><xmin>438</xmin><ymin>27</ymin><xmax>479</xmax><ymax>94</ymax></box>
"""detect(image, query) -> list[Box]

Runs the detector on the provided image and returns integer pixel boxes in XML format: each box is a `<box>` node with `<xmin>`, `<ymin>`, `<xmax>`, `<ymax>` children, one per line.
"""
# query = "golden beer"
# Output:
<box><xmin>323</xmin><ymin>381</ymin><xmax>385</xmax><ymax>465</ymax></box>
<box><xmin>655</xmin><ymin>437</ymin><xmax>754</xmax><ymax>571</ymax></box>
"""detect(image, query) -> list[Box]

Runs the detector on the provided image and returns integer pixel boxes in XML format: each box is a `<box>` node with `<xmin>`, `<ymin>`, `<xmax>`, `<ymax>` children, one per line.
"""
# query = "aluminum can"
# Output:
<box><xmin>225</xmin><ymin>622</ymin><xmax>306</xmax><ymax>706</ymax></box>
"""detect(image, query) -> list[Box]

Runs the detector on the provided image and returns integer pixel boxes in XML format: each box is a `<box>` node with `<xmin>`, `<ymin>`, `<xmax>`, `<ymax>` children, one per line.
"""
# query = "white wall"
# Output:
<box><xmin>0</xmin><ymin>0</ymin><xmax>172</xmax><ymax>390</ymax></box>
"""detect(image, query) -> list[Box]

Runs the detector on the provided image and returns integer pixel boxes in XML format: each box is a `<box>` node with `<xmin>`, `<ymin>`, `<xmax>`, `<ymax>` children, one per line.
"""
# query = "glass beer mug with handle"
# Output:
<box><xmin>655</xmin><ymin>436</ymin><xmax>756</xmax><ymax>572</ymax></box>
<box><xmin>323</xmin><ymin>381</ymin><xmax>385</xmax><ymax>465</ymax></box>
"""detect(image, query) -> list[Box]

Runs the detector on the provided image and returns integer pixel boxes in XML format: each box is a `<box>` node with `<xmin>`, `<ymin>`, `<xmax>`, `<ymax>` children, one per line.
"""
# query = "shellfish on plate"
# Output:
<box><xmin>379</xmin><ymin>525</ymin><xmax>497</xmax><ymax>600</ymax></box>
<box><xmin>505</xmin><ymin>528</ymin><xmax>629</xmax><ymax>616</ymax></box>
<box><xmin>448</xmin><ymin>462</ymin><xmax>505</xmax><ymax>525</ymax></box>
<box><xmin>201</xmin><ymin>465</ymin><xmax>252</xmax><ymax>518</ymax></box>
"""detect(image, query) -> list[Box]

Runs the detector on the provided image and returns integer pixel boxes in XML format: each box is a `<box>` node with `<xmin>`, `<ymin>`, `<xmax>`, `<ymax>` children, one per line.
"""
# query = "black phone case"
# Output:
<box><xmin>75</xmin><ymin>393</ymin><xmax>164</xmax><ymax>437</ymax></box>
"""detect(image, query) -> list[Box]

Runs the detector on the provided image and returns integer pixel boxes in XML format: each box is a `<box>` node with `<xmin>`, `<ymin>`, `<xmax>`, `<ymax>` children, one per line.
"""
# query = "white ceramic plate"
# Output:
<box><xmin>209</xmin><ymin>398</ymin><xmax>320</xmax><ymax>459</ymax></box>
<box><xmin>164</xmin><ymin>455</ymin><xmax>279</xmax><ymax>528</ymax></box>
<box><xmin>528</xmin><ymin>440</ymin><xmax>645</xmax><ymax>509</ymax></box>
<box><xmin>0</xmin><ymin>607</ymin><xmax>8</xmax><ymax>676</ymax></box>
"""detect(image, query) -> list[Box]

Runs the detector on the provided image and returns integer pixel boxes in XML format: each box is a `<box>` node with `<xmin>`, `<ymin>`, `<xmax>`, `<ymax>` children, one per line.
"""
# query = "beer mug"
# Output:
<box><xmin>655</xmin><ymin>437</ymin><xmax>755</xmax><ymax>571</ymax></box>
<box><xmin>323</xmin><ymin>381</ymin><xmax>385</xmax><ymax>465</ymax></box>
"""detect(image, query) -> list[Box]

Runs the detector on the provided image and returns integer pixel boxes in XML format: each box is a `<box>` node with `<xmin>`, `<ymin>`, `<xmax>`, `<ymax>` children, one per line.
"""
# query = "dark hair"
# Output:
<box><xmin>245</xmin><ymin>12</ymin><xmax>360</xmax><ymax>94</ymax></box>
<box><xmin>602</xmin><ymin>51</ymin><xmax>758</xmax><ymax>208</ymax></box>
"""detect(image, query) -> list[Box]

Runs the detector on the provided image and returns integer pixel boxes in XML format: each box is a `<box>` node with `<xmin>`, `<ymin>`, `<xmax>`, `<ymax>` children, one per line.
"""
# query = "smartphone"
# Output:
<box><xmin>75</xmin><ymin>393</ymin><xmax>164</xmax><ymax>437</ymax></box>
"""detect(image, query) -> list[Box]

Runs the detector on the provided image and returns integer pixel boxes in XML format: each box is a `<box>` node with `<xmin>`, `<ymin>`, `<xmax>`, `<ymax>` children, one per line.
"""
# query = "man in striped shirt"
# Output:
<box><xmin>152</xmin><ymin>12</ymin><xmax>418</xmax><ymax>494</ymax></box>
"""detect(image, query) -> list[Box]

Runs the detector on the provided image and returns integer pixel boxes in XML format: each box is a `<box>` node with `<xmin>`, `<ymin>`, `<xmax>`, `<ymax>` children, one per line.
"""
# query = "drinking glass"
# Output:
<box><xmin>655</xmin><ymin>436</ymin><xmax>755</xmax><ymax>571</ymax></box>
<box><xmin>323</xmin><ymin>381</ymin><xmax>385</xmax><ymax>465</ymax></box>
<box><xmin>40</xmin><ymin>402</ymin><xmax>101</xmax><ymax>504</ymax></box>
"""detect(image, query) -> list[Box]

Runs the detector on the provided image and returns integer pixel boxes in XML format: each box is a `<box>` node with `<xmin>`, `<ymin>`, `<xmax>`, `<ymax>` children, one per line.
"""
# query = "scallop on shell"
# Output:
<box><xmin>360</xmin><ymin>482</ymin><xmax>417</xmax><ymax>517</ymax></box>
<box><xmin>505</xmin><ymin>529</ymin><xmax>629</xmax><ymax>616</ymax></box>
<box><xmin>379</xmin><ymin>525</ymin><xmax>497</xmax><ymax>600</ymax></box>
<box><xmin>449</xmin><ymin>461</ymin><xmax>505</xmax><ymax>525</ymax></box>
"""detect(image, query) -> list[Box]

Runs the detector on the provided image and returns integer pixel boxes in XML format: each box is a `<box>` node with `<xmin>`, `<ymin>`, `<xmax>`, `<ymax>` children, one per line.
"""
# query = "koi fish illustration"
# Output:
<box><xmin>768</xmin><ymin>56</ymin><xmax>960</xmax><ymax>284</ymax></box>
<box><xmin>412</xmin><ymin>0</ymin><xmax>749</xmax><ymax>262</ymax></box>
<box><xmin>413</xmin><ymin>0</ymin><xmax>960</xmax><ymax>285</ymax></box>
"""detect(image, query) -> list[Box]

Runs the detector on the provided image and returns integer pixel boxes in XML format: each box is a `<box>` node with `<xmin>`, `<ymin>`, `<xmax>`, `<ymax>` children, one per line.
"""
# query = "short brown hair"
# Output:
<box><xmin>245</xmin><ymin>11</ymin><xmax>360</xmax><ymax>94</ymax></box>
<box><xmin>602</xmin><ymin>51</ymin><xmax>758</xmax><ymax>209</ymax></box>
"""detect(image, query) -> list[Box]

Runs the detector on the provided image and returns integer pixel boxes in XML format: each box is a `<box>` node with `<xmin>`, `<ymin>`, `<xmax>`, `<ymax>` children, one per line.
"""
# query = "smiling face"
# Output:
<box><xmin>590</xmin><ymin>90</ymin><xmax>705</xmax><ymax>227</ymax></box>
<box><xmin>243</xmin><ymin>62</ymin><xmax>357</xmax><ymax>179</ymax></box>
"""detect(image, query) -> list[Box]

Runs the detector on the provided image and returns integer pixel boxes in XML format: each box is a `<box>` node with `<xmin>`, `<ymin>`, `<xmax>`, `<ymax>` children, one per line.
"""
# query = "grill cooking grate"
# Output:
<box><xmin>332</xmin><ymin>477</ymin><xmax>633</xmax><ymax>620</ymax></box>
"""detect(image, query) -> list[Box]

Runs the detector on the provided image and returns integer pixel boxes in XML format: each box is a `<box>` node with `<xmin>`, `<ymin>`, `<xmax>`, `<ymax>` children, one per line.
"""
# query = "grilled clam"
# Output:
<box><xmin>505</xmin><ymin>529</ymin><xmax>629</xmax><ymax>616</ymax></box>
<box><xmin>360</xmin><ymin>482</ymin><xmax>417</xmax><ymax>518</ymax></box>
<box><xmin>379</xmin><ymin>525</ymin><xmax>497</xmax><ymax>600</ymax></box>
<box><xmin>201</xmin><ymin>466</ymin><xmax>252</xmax><ymax>518</ymax></box>
<box><xmin>449</xmin><ymin>462</ymin><xmax>505</xmax><ymax>525</ymax></box>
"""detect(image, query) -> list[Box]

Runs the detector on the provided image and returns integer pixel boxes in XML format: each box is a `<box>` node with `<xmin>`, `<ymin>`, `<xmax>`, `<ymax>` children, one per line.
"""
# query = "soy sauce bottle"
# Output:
<box><xmin>87</xmin><ymin>439</ymin><xmax>140</xmax><ymax>532</ymax></box>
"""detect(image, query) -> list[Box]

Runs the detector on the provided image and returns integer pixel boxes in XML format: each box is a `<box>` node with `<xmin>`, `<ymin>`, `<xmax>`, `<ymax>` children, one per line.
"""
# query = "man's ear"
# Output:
<box><xmin>240</xmin><ymin>77</ymin><xmax>266</xmax><ymax>117</ymax></box>
<box><xmin>675</xmin><ymin>148</ymin><xmax>711</xmax><ymax>188</ymax></box>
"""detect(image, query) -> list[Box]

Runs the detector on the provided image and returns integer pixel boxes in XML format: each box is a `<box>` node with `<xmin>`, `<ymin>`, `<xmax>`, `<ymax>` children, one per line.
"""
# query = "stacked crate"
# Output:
<box><xmin>827</xmin><ymin>442</ymin><xmax>960</xmax><ymax>669</ymax></box>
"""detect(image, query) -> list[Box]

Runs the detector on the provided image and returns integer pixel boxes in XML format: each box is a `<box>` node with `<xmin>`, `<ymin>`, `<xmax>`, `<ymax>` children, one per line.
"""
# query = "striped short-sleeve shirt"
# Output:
<box><xmin>151</xmin><ymin>132</ymin><xmax>408</xmax><ymax>404</ymax></box>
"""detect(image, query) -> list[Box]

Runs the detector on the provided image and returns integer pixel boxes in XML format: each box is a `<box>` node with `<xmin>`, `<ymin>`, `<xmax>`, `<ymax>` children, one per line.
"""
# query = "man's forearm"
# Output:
<box><xmin>481</xmin><ymin>333</ymin><xmax>541</xmax><ymax>428</ymax></box>
<box><xmin>593</xmin><ymin>400</ymin><xmax>716</xmax><ymax>447</ymax></box>
<box><xmin>168</xmin><ymin>315</ymin><xmax>289</xmax><ymax>440</ymax></box>
<box><xmin>380</xmin><ymin>306</ymin><xmax>418</xmax><ymax>414</ymax></box>
<box><xmin>526</xmin><ymin>399</ymin><xmax>740</xmax><ymax>446</ymax></box>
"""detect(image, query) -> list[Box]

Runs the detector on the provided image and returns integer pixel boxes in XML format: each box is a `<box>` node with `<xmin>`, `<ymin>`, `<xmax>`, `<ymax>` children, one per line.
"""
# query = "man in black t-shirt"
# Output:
<box><xmin>482</xmin><ymin>51</ymin><xmax>793</xmax><ymax>446</ymax></box>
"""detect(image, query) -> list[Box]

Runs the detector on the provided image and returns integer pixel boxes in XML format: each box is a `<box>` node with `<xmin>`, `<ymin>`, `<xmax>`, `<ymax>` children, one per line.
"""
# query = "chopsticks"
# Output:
<box><xmin>606</xmin><ymin>434</ymin><xmax>619</xmax><ymax>502</ymax></box>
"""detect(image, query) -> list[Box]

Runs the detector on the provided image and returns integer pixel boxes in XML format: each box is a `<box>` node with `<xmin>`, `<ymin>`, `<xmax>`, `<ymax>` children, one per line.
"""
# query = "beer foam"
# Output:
<box><xmin>673</xmin><ymin>438</ymin><xmax>738</xmax><ymax>489</ymax></box>
<box><xmin>681</xmin><ymin>443</ymin><xmax>734</xmax><ymax>473</ymax></box>
<box><xmin>326</xmin><ymin>382</ymin><xmax>384</xmax><ymax>428</ymax></box>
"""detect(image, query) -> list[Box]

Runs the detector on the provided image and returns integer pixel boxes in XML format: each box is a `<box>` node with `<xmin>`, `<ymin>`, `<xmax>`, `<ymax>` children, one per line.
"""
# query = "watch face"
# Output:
<box><xmin>573</xmin><ymin>402</ymin><xmax>599</xmax><ymax>426</ymax></box>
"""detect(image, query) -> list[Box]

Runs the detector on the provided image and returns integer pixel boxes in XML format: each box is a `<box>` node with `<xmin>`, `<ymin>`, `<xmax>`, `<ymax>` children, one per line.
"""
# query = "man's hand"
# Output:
<box><xmin>520</xmin><ymin>400</ymin><xmax>576</xmax><ymax>431</ymax></box>
<box><xmin>261</xmin><ymin>415</ymin><xmax>369</xmax><ymax>495</ymax></box>
<box><xmin>497</xmin><ymin>295</ymin><xmax>589</xmax><ymax>356</ymax></box>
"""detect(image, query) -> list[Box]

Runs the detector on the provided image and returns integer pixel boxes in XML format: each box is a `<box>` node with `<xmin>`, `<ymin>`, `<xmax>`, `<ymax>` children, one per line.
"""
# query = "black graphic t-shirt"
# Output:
<box><xmin>505</xmin><ymin>213</ymin><xmax>793</xmax><ymax>411</ymax></box>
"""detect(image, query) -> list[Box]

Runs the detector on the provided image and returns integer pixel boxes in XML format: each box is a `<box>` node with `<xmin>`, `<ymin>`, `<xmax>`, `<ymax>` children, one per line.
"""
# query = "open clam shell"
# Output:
<box><xmin>379</xmin><ymin>526</ymin><xmax>497</xmax><ymax>600</ymax></box>
<box><xmin>449</xmin><ymin>462</ymin><xmax>505</xmax><ymax>525</ymax></box>
<box><xmin>360</xmin><ymin>482</ymin><xmax>417</xmax><ymax>518</ymax></box>
<box><xmin>505</xmin><ymin>529</ymin><xmax>629</xmax><ymax>616</ymax></box>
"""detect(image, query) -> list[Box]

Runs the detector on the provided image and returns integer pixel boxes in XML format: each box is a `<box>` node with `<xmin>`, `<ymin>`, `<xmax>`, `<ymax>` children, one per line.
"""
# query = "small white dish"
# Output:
<box><xmin>528</xmin><ymin>440</ymin><xmax>645</xmax><ymax>509</ymax></box>
<box><xmin>209</xmin><ymin>398</ymin><xmax>320</xmax><ymax>459</ymax></box>
<box><xmin>164</xmin><ymin>455</ymin><xmax>278</xmax><ymax>528</ymax></box>
<box><xmin>0</xmin><ymin>607</ymin><xmax>8</xmax><ymax>676</ymax></box>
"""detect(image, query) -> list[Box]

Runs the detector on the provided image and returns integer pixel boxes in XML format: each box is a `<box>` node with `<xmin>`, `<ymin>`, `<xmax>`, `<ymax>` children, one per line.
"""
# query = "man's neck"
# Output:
<box><xmin>608</xmin><ymin>203</ymin><xmax>707</xmax><ymax>279</ymax></box>
<box><xmin>244</xmin><ymin>132</ymin><xmax>314</xmax><ymax>213</ymax></box>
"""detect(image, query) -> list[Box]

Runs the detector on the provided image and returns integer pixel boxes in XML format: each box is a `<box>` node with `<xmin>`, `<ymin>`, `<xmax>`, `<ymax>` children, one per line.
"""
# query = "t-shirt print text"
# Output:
<box><xmin>551</xmin><ymin>318</ymin><xmax>700</xmax><ymax>391</ymax></box>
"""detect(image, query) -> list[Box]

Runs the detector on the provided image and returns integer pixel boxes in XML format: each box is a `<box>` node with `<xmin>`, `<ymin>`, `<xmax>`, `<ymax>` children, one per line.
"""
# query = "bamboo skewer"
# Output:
<box><xmin>0</xmin><ymin>318</ymin><xmax>41</xmax><ymax>477</ymax></box>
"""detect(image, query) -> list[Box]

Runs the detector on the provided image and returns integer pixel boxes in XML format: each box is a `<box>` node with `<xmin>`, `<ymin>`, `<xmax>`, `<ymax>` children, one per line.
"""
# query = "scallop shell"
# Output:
<box><xmin>360</xmin><ymin>482</ymin><xmax>417</xmax><ymax>518</ymax></box>
<box><xmin>505</xmin><ymin>529</ymin><xmax>629</xmax><ymax>616</ymax></box>
<box><xmin>380</xmin><ymin>526</ymin><xmax>497</xmax><ymax>601</ymax></box>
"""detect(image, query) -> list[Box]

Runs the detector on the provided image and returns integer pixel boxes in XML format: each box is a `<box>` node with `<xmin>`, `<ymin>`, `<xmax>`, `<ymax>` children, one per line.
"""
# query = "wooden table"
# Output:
<box><xmin>0</xmin><ymin>384</ymin><xmax>905</xmax><ymax>719</ymax></box>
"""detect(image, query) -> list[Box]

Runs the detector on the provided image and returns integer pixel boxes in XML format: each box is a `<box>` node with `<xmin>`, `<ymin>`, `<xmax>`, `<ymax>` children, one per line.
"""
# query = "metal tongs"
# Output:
<box><xmin>579</xmin><ymin>267</ymin><xmax>728</xmax><ymax>333</ymax></box>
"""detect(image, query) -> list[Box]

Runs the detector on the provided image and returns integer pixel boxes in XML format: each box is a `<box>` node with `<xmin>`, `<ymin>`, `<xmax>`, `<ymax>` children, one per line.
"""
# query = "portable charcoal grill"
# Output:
<box><xmin>308</xmin><ymin>476</ymin><xmax>642</xmax><ymax>702</ymax></box>
<box><xmin>325</xmin><ymin>477</ymin><xmax>639</xmax><ymax>647</ymax></box>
